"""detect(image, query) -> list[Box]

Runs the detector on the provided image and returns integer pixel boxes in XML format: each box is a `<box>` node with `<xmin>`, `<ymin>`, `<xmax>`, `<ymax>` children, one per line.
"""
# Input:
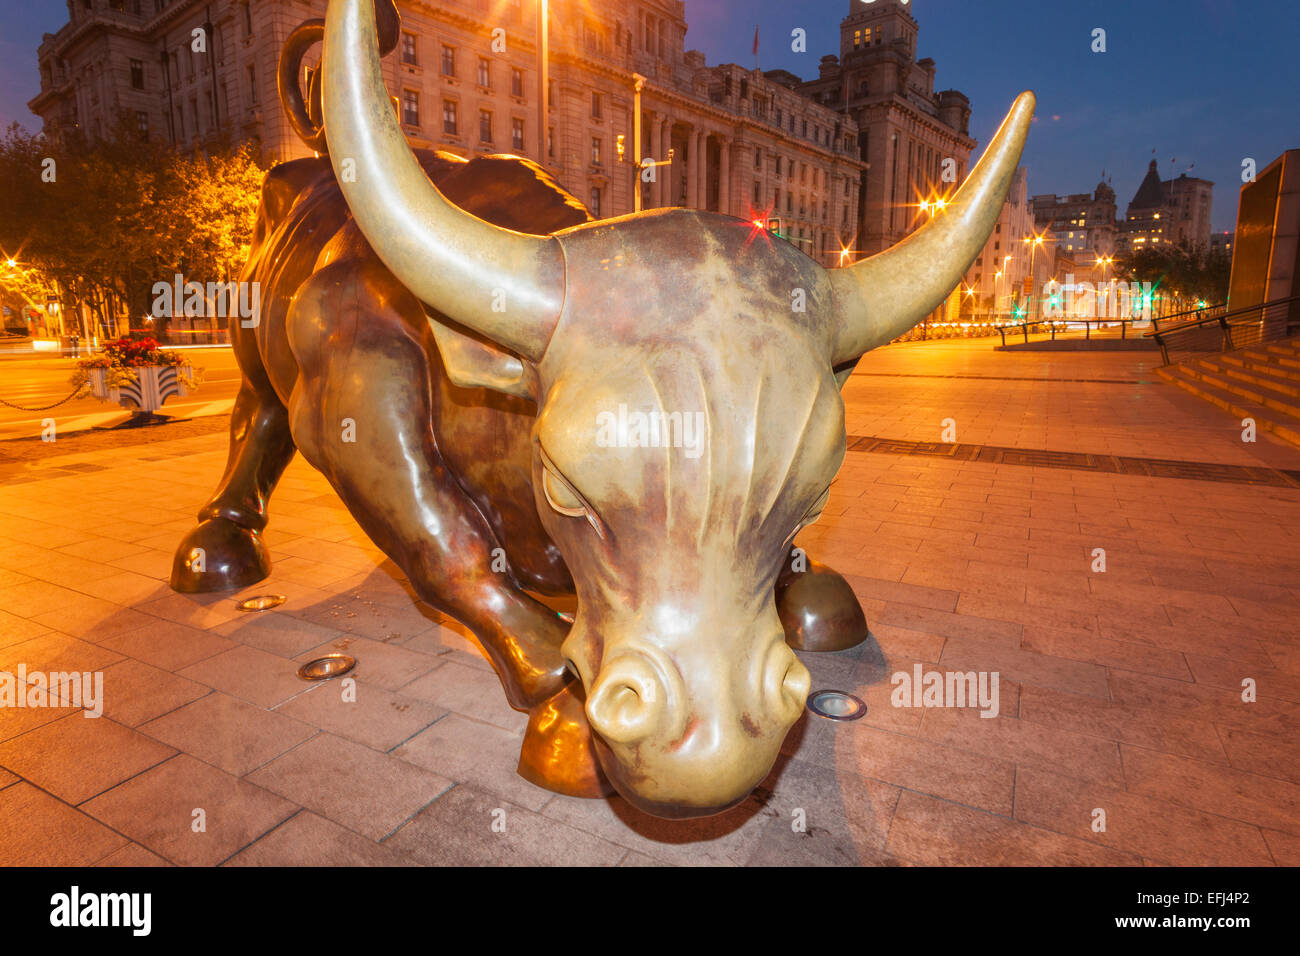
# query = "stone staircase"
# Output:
<box><xmin>1157</xmin><ymin>337</ymin><xmax>1300</xmax><ymax>447</ymax></box>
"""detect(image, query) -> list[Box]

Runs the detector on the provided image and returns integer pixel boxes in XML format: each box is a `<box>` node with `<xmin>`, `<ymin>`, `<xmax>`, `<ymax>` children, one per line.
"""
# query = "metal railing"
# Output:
<box><xmin>1147</xmin><ymin>294</ymin><xmax>1300</xmax><ymax>366</ymax></box>
<box><xmin>994</xmin><ymin>302</ymin><xmax>1227</xmax><ymax>348</ymax></box>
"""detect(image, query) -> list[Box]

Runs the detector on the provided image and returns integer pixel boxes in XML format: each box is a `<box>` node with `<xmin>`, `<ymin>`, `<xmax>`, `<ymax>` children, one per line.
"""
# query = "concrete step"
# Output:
<box><xmin>1184</xmin><ymin>362</ymin><xmax>1300</xmax><ymax>419</ymax></box>
<box><xmin>1219</xmin><ymin>350</ymin><xmax>1300</xmax><ymax>379</ymax></box>
<box><xmin>1209</xmin><ymin>357</ymin><xmax>1300</xmax><ymax>399</ymax></box>
<box><xmin>1157</xmin><ymin>364</ymin><xmax>1300</xmax><ymax>448</ymax></box>
<box><xmin>1263</xmin><ymin>339</ymin><xmax>1300</xmax><ymax>360</ymax></box>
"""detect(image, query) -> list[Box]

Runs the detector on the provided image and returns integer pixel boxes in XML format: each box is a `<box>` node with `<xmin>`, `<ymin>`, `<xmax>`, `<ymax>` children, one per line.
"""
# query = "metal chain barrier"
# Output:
<box><xmin>0</xmin><ymin>383</ymin><xmax>87</xmax><ymax>411</ymax></box>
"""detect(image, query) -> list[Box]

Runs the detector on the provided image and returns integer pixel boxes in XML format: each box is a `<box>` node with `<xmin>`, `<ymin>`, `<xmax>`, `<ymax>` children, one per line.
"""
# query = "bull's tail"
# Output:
<box><xmin>277</xmin><ymin>1</ymin><xmax>402</xmax><ymax>155</ymax></box>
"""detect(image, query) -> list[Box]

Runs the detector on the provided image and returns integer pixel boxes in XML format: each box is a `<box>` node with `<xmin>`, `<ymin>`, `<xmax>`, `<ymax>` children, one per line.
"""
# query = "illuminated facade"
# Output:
<box><xmin>1119</xmin><ymin>159</ymin><xmax>1214</xmax><ymax>254</ymax></box>
<box><xmin>797</xmin><ymin>0</ymin><xmax>975</xmax><ymax>258</ymax></box>
<box><xmin>27</xmin><ymin>0</ymin><xmax>865</xmax><ymax>265</ymax></box>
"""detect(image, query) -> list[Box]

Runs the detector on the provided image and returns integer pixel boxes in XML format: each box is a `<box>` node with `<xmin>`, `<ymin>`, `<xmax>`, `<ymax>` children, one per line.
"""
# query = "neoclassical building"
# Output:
<box><xmin>28</xmin><ymin>0</ymin><xmax>868</xmax><ymax>267</ymax></box>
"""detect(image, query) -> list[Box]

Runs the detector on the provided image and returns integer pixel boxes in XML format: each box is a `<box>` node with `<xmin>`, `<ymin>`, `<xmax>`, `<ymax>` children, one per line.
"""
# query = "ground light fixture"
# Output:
<box><xmin>236</xmin><ymin>594</ymin><xmax>287</xmax><ymax>611</ymax></box>
<box><xmin>805</xmin><ymin>689</ymin><xmax>868</xmax><ymax>721</ymax></box>
<box><xmin>297</xmin><ymin>654</ymin><xmax>358</xmax><ymax>682</ymax></box>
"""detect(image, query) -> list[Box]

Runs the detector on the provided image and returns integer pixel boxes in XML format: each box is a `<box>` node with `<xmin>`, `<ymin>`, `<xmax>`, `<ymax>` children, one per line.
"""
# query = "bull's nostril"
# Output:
<box><xmin>586</xmin><ymin>654</ymin><xmax>671</xmax><ymax>745</ymax></box>
<box><xmin>767</xmin><ymin>644</ymin><xmax>811</xmax><ymax>720</ymax></box>
<box><xmin>783</xmin><ymin>657</ymin><xmax>812</xmax><ymax>706</ymax></box>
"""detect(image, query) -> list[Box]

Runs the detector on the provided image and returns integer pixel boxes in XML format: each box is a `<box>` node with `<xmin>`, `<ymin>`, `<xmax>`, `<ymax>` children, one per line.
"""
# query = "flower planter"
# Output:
<box><xmin>88</xmin><ymin>364</ymin><xmax>191</xmax><ymax>414</ymax></box>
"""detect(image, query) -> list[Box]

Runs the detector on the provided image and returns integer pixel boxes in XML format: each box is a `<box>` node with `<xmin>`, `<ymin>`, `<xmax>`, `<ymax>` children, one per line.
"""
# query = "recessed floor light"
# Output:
<box><xmin>236</xmin><ymin>594</ymin><xmax>287</xmax><ymax>612</ymax></box>
<box><xmin>297</xmin><ymin>654</ymin><xmax>357</xmax><ymax>681</ymax></box>
<box><xmin>806</xmin><ymin>689</ymin><xmax>867</xmax><ymax>721</ymax></box>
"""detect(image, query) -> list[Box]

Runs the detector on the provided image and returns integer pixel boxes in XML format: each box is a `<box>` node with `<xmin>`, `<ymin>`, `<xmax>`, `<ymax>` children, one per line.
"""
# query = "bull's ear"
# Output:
<box><xmin>428</xmin><ymin>315</ymin><xmax>538</xmax><ymax>400</ymax></box>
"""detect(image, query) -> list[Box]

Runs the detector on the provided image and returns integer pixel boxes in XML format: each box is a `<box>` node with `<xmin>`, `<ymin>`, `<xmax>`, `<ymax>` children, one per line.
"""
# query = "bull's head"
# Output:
<box><xmin>323</xmin><ymin>0</ymin><xmax>1034</xmax><ymax>816</ymax></box>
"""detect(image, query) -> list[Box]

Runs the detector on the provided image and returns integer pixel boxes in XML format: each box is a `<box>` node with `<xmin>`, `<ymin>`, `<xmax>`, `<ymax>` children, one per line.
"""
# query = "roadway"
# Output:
<box><xmin>0</xmin><ymin>346</ymin><xmax>242</xmax><ymax>441</ymax></box>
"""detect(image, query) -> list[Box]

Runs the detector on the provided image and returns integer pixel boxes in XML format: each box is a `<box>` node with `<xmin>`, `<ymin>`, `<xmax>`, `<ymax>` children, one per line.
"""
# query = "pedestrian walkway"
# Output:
<box><xmin>1</xmin><ymin>337</ymin><xmax>1298</xmax><ymax>866</ymax></box>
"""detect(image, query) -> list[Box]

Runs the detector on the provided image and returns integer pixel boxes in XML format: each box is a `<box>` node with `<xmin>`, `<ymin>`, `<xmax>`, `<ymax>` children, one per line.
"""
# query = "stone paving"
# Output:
<box><xmin>1</xmin><ymin>337</ymin><xmax>1299</xmax><ymax>866</ymax></box>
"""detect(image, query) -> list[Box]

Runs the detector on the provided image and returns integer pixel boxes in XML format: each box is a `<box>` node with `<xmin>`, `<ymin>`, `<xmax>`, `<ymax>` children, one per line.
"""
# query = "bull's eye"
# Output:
<box><xmin>538</xmin><ymin>449</ymin><xmax>607</xmax><ymax>540</ymax></box>
<box><xmin>803</xmin><ymin>485</ymin><xmax>831</xmax><ymax>524</ymax></box>
<box><xmin>542</xmin><ymin>468</ymin><xmax>586</xmax><ymax>517</ymax></box>
<box><xmin>785</xmin><ymin>485</ymin><xmax>832</xmax><ymax>550</ymax></box>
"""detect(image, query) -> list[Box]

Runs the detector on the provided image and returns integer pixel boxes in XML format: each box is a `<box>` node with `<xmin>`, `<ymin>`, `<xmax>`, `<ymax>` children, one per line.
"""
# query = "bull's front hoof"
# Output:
<box><xmin>170</xmin><ymin>518</ymin><xmax>272</xmax><ymax>593</ymax></box>
<box><xmin>516</xmin><ymin>682</ymin><xmax>614</xmax><ymax>799</ymax></box>
<box><xmin>775</xmin><ymin>558</ymin><xmax>869</xmax><ymax>652</ymax></box>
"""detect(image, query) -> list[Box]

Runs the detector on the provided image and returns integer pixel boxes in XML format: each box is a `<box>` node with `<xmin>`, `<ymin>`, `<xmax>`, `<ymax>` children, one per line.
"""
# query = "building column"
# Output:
<box><xmin>686</xmin><ymin>128</ymin><xmax>700</xmax><ymax>209</ymax></box>
<box><xmin>696</xmin><ymin>130</ymin><xmax>709</xmax><ymax>209</ymax></box>
<box><xmin>659</xmin><ymin>118</ymin><xmax>672</xmax><ymax>207</ymax></box>
<box><xmin>718</xmin><ymin>138</ymin><xmax>731</xmax><ymax>216</ymax></box>
<box><xmin>647</xmin><ymin>115</ymin><xmax>660</xmax><ymax>210</ymax></box>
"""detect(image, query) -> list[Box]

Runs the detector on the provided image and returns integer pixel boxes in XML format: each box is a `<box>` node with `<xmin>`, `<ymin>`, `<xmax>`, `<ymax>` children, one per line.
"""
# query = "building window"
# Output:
<box><xmin>591</xmin><ymin>137</ymin><xmax>602</xmax><ymax>166</ymax></box>
<box><xmin>479</xmin><ymin>109</ymin><xmax>493</xmax><ymax>143</ymax></box>
<box><xmin>590</xmin><ymin>186</ymin><xmax>601</xmax><ymax>218</ymax></box>
<box><xmin>547</xmin><ymin>127</ymin><xmax>554</xmax><ymax>158</ymax></box>
<box><xmin>754</xmin><ymin>148</ymin><xmax>762</xmax><ymax>169</ymax></box>
<box><xmin>548</xmin><ymin>78</ymin><xmax>555</xmax><ymax>108</ymax></box>
<box><xmin>591</xmin><ymin>91</ymin><xmax>601</xmax><ymax>119</ymax></box>
<box><xmin>136</xmin><ymin>110</ymin><xmax>149</xmax><ymax>141</ymax></box>
<box><xmin>402</xmin><ymin>89</ymin><xmax>420</xmax><ymax>127</ymax></box>
<box><xmin>477</xmin><ymin>57</ymin><xmax>490</xmax><ymax>88</ymax></box>
<box><xmin>441</xmin><ymin>45</ymin><xmax>456</xmax><ymax>77</ymax></box>
<box><xmin>130</xmin><ymin>58</ymin><xmax>145</xmax><ymax>90</ymax></box>
<box><xmin>242</xmin><ymin>0</ymin><xmax>253</xmax><ymax>37</ymax></box>
<box><xmin>443</xmin><ymin>99</ymin><xmax>458</xmax><ymax>135</ymax></box>
<box><xmin>753</xmin><ymin>181</ymin><xmax>761</xmax><ymax>204</ymax></box>
<box><xmin>512</xmin><ymin>117</ymin><xmax>525</xmax><ymax>150</ymax></box>
<box><xmin>246</xmin><ymin>64</ymin><xmax>257</xmax><ymax>103</ymax></box>
<box><xmin>511</xmin><ymin>67</ymin><xmax>524</xmax><ymax>98</ymax></box>
<box><xmin>401</xmin><ymin>32</ymin><xmax>417</xmax><ymax>66</ymax></box>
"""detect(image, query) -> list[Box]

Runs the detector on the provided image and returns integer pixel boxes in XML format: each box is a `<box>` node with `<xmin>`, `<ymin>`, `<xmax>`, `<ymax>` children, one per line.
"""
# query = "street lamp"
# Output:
<box><xmin>1023</xmin><ymin>232</ymin><xmax>1046</xmax><ymax>320</ymax></box>
<box><xmin>619</xmin><ymin>73</ymin><xmax>673</xmax><ymax>213</ymax></box>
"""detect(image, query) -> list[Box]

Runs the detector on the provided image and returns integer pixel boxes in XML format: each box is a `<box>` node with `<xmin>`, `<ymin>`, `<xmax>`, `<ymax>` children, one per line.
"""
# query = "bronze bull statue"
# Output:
<box><xmin>171</xmin><ymin>0</ymin><xmax>1033</xmax><ymax>818</ymax></box>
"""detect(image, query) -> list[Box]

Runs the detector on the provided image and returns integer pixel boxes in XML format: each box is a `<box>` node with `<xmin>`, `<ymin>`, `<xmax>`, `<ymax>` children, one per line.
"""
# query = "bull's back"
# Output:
<box><xmin>237</xmin><ymin>150</ymin><xmax>591</xmax><ymax>405</ymax></box>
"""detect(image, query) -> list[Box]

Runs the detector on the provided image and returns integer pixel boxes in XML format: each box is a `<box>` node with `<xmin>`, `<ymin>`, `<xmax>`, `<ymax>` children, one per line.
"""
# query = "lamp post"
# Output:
<box><xmin>619</xmin><ymin>73</ymin><xmax>672</xmax><ymax>213</ymax></box>
<box><xmin>1023</xmin><ymin>232</ymin><xmax>1045</xmax><ymax>320</ymax></box>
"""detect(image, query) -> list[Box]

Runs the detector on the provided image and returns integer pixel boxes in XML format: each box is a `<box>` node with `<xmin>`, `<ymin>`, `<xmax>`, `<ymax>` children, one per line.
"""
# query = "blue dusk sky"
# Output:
<box><xmin>2</xmin><ymin>0</ymin><xmax>1297</xmax><ymax>231</ymax></box>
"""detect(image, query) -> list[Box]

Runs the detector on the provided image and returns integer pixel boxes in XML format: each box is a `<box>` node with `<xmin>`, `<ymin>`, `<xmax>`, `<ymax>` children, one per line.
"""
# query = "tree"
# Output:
<box><xmin>1116</xmin><ymin>241</ymin><xmax>1230</xmax><ymax>317</ymax></box>
<box><xmin>0</xmin><ymin>116</ymin><xmax>264</xmax><ymax>342</ymax></box>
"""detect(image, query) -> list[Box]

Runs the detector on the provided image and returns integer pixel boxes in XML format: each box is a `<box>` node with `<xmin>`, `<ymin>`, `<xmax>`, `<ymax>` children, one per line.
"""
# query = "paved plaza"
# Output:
<box><xmin>1</xmin><ymin>337</ymin><xmax>1299</xmax><ymax>866</ymax></box>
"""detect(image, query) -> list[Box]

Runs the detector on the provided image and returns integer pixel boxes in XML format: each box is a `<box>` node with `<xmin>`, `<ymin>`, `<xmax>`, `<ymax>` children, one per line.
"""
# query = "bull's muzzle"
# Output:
<box><xmin>582</xmin><ymin>633</ymin><xmax>811</xmax><ymax>817</ymax></box>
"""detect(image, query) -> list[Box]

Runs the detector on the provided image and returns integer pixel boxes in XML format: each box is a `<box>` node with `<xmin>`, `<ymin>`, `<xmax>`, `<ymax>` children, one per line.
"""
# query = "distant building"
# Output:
<box><xmin>1119</xmin><ymin>159</ymin><xmax>1214</xmax><ymax>254</ymax></box>
<box><xmin>1210</xmin><ymin>231</ymin><xmax>1234</xmax><ymax>257</ymax></box>
<box><xmin>795</xmin><ymin>0</ymin><xmax>975</xmax><ymax>258</ymax></box>
<box><xmin>27</xmin><ymin>0</ymin><xmax>864</xmax><ymax>264</ymax></box>
<box><xmin>960</xmin><ymin>166</ymin><xmax>1032</xmax><ymax>319</ymax></box>
<box><xmin>1031</xmin><ymin>179</ymin><xmax>1118</xmax><ymax>260</ymax></box>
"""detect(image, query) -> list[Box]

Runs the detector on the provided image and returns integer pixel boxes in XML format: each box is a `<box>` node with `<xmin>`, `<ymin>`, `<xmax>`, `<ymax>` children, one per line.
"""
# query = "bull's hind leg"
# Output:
<box><xmin>171</xmin><ymin>382</ymin><xmax>296</xmax><ymax>592</ymax></box>
<box><xmin>285</xmin><ymin>261</ymin><xmax>569</xmax><ymax>710</ymax></box>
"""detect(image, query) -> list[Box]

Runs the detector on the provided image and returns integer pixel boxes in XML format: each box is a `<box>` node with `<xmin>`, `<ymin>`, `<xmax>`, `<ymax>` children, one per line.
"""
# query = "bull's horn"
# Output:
<box><xmin>828</xmin><ymin>91</ymin><xmax>1035</xmax><ymax>364</ymax></box>
<box><xmin>322</xmin><ymin>0</ymin><xmax>564</xmax><ymax>361</ymax></box>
